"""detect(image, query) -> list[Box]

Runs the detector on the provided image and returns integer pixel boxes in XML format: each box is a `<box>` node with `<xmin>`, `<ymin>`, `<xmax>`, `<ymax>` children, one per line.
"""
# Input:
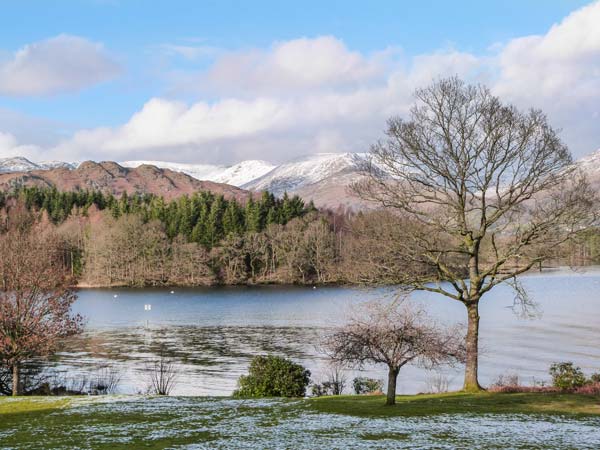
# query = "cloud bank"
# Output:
<box><xmin>3</xmin><ymin>2</ymin><xmax>600</xmax><ymax>163</ymax></box>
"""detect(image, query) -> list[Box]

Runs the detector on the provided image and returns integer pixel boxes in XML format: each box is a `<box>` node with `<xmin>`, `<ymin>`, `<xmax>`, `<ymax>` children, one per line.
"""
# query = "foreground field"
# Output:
<box><xmin>0</xmin><ymin>393</ymin><xmax>599</xmax><ymax>449</ymax></box>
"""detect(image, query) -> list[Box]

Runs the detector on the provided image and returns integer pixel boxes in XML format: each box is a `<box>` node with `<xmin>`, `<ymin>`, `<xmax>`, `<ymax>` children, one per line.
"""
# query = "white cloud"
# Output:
<box><xmin>0</xmin><ymin>34</ymin><xmax>121</xmax><ymax>96</ymax></box>
<box><xmin>492</xmin><ymin>1</ymin><xmax>600</xmax><ymax>154</ymax></box>
<box><xmin>0</xmin><ymin>132</ymin><xmax>43</xmax><ymax>159</ymax></box>
<box><xmin>48</xmin><ymin>37</ymin><xmax>494</xmax><ymax>163</ymax></box>
<box><xmin>11</xmin><ymin>2</ymin><xmax>600</xmax><ymax>164</ymax></box>
<box><xmin>496</xmin><ymin>1</ymin><xmax>600</xmax><ymax>98</ymax></box>
<box><xmin>178</xmin><ymin>36</ymin><xmax>388</xmax><ymax>96</ymax></box>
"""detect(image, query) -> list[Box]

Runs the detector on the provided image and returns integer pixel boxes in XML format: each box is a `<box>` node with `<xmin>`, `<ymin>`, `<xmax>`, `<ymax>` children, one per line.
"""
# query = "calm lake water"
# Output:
<box><xmin>51</xmin><ymin>267</ymin><xmax>600</xmax><ymax>395</ymax></box>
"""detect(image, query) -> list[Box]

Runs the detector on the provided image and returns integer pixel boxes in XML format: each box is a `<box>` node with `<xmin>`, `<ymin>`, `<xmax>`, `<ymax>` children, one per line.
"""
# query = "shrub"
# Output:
<box><xmin>589</xmin><ymin>372</ymin><xmax>600</xmax><ymax>384</ymax></box>
<box><xmin>549</xmin><ymin>362</ymin><xmax>587</xmax><ymax>390</ymax></box>
<box><xmin>488</xmin><ymin>385</ymin><xmax>559</xmax><ymax>393</ymax></box>
<box><xmin>233</xmin><ymin>355</ymin><xmax>311</xmax><ymax>398</ymax></box>
<box><xmin>311</xmin><ymin>379</ymin><xmax>345</xmax><ymax>397</ymax></box>
<box><xmin>575</xmin><ymin>382</ymin><xmax>600</xmax><ymax>395</ymax></box>
<box><xmin>352</xmin><ymin>377</ymin><xmax>383</xmax><ymax>395</ymax></box>
<box><xmin>311</xmin><ymin>367</ymin><xmax>346</xmax><ymax>397</ymax></box>
<box><xmin>491</xmin><ymin>373</ymin><xmax>520</xmax><ymax>389</ymax></box>
<box><xmin>311</xmin><ymin>383</ymin><xmax>327</xmax><ymax>397</ymax></box>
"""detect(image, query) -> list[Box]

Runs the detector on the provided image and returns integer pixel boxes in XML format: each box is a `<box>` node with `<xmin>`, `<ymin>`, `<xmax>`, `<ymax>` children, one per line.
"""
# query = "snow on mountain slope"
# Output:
<box><xmin>121</xmin><ymin>160</ymin><xmax>224</xmax><ymax>181</ymax></box>
<box><xmin>120</xmin><ymin>160</ymin><xmax>275</xmax><ymax>187</ymax></box>
<box><xmin>577</xmin><ymin>148</ymin><xmax>600</xmax><ymax>175</ymax></box>
<box><xmin>208</xmin><ymin>160</ymin><xmax>276</xmax><ymax>186</ymax></box>
<box><xmin>3</xmin><ymin>149</ymin><xmax>599</xmax><ymax>209</ymax></box>
<box><xmin>242</xmin><ymin>153</ymin><xmax>360</xmax><ymax>195</ymax></box>
<box><xmin>0</xmin><ymin>156</ymin><xmax>76</xmax><ymax>173</ymax></box>
<box><xmin>39</xmin><ymin>160</ymin><xmax>78</xmax><ymax>170</ymax></box>
<box><xmin>0</xmin><ymin>157</ymin><xmax>39</xmax><ymax>172</ymax></box>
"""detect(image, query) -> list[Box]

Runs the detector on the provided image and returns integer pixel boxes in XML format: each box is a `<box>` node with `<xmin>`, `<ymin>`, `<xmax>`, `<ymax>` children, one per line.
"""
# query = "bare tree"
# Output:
<box><xmin>0</xmin><ymin>220</ymin><xmax>83</xmax><ymax>395</ymax></box>
<box><xmin>323</xmin><ymin>299</ymin><xmax>464</xmax><ymax>405</ymax></box>
<box><xmin>353</xmin><ymin>77</ymin><xmax>598</xmax><ymax>391</ymax></box>
<box><xmin>145</xmin><ymin>346</ymin><xmax>178</xmax><ymax>395</ymax></box>
<box><xmin>311</xmin><ymin>364</ymin><xmax>347</xmax><ymax>397</ymax></box>
<box><xmin>90</xmin><ymin>366</ymin><xmax>122</xmax><ymax>395</ymax></box>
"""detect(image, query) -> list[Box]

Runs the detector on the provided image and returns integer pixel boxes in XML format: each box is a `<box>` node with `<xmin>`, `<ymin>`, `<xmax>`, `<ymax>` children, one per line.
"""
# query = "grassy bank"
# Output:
<box><xmin>0</xmin><ymin>393</ymin><xmax>599</xmax><ymax>448</ymax></box>
<box><xmin>309</xmin><ymin>392</ymin><xmax>600</xmax><ymax>417</ymax></box>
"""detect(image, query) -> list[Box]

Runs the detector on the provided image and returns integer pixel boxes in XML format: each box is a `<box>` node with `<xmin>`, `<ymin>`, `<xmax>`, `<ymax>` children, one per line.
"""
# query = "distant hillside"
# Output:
<box><xmin>0</xmin><ymin>156</ymin><xmax>76</xmax><ymax>173</ymax></box>
<box><xmin>123</xmin><ymin>153</ymin><xmax>364</xmax><ymax>209</ymax></box>
<box><xmin>241</xmin><ymin>153</ymin><xmax>368</xmax><ymax>209</ymax></box>
<box><xmin>3</xmin><ymin>149</ymin><xmax>599</xmax><ymax>209</ymax></box>
<box><xmin>120</xmin><ymin>159</ymin><xmax>276</xmax><ymax>187</ymax></box>
<box><xmin>0</xmin><ymin>161</ymin><xmax>252</xmax><ymax>201</ymax></box>
<box><xmin>577</xmin><ymin>148</ymin><xmax>600</xmax><ymax>188</ymax></box>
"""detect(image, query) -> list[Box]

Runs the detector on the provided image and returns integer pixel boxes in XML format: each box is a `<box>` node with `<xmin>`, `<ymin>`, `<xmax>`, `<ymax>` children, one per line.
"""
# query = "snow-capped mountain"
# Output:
<box><xmin>0</xmin><ymin>157</ymin><xmax>39</xmax><ymax>172</ymax></box>
<box><xmin>0</xmin><ymin>156</ymin><xmax>76</xmax><ymax>173</ymax></box>
<box><xmin>3</xmin><ymin>149</ymin><xmax>599</xmax><ymax>210</ymax></box>
<box><xmin>122</xmin><ymin>154</ymin><xmax>356</xmax><ymax>196</ymax></box>
<box><xmin>122</xmin><ymin>153</ymin><xmax>363</xmax><ymax>208</ymax></box>
<box><xmin>210</xmin><ymin>160</ymin><xmax>277</xmax><ymax>186</ymax></box>
<box><xmin>241</xmin><ymin>153</ymin><xmax>359</xmax><ymax>194</ymax></box>
<box><xmin>120</xmin><ymin>160</ymin><xmax>275</xmax><ymax>187</ymax></box>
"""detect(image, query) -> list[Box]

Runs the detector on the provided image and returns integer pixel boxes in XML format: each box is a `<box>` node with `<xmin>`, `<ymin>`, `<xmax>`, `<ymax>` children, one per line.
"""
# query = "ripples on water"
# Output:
<box><xmin>47</xmin><ymin>267</ymin><xmax>600</xmax><ymax>395</ymax></box>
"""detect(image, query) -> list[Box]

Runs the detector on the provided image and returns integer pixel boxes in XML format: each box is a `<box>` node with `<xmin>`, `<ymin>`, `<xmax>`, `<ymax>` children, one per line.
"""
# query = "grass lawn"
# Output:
<box><xmin>308</xmin><ymin>391</ymin><xmax>600</xmax><ymax>417</ymax></box>
<box><xmin>0</xmin><ymin>393</ymin><xmax>598</xmax><ymax>448</ymax></box>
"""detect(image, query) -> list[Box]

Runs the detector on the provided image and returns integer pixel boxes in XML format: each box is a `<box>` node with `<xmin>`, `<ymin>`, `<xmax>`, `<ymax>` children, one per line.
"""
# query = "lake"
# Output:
<box><xmin>51</xmin><ymin>267</ymin><xmax>600</xmax><ymax>395</ymax></box>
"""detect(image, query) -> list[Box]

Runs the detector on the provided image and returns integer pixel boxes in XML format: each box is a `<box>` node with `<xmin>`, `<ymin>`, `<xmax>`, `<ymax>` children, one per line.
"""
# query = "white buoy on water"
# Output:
<box><xmin>113</xmin><ymin>294</ymin><xmax>118</xmax><ymax>298</ymax></box>
<box><xmin>170</xmin><ymin>290</ymin><xmax>175</xmax><ymax>294</ymax></box>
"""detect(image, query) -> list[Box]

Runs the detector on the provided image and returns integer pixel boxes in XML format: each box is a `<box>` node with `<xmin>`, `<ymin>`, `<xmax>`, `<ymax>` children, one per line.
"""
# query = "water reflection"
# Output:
<box><xmin>47</xmin><ymin>267</ymin><xmax>600</xmax><ymax>395</ymax></box>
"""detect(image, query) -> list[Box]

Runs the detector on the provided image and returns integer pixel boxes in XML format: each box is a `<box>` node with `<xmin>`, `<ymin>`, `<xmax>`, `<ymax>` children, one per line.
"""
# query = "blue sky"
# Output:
<box><xmin>0</xmin><ymin>0</ymin><xmax>598</xmax><ymax>163</ymax></box>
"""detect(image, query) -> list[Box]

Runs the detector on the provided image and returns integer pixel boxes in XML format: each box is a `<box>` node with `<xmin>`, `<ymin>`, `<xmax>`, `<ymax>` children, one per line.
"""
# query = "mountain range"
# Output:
<box><xmin>122</xmin><ymin>153</ymin><xmax>367</xmax><ymax>209</ymax></box>
<box><xmin>1</xmin><ymin>149</ymin><xmax>599</xmax><ymax>209</ymax></box>
<box><xmin>0</xmin><ymin>159</ymin><xmax>251</xmax><ymax>202</ymax></box>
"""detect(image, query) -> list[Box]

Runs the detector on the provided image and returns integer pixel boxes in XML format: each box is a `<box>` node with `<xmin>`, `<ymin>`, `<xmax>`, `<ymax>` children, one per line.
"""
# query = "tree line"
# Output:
<box><xmin>0</xmin><ymin>187</ymin><xmax>353</xmax><ymax>286</ymax></box>
<box><xmin>0</xmin><ymin>185</ymin><xmax>598</xmax><ymax>289</ymax></box>
<box><xmin>4</xmin><ymin>187</ymin><xmax>313</xmax><ymax>246</ymax></box>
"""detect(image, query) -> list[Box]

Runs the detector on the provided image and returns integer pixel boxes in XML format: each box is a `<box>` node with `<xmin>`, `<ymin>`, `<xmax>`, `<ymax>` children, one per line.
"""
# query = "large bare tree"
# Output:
<box><xmin>353</xmin><ymin>77</ymin><xmax>598</xmax><ymax>391</ymax></box>
<box><xmin>323</xmin><ymin>300</ymin><xmax>464</xmax><ymax>405</ymax></box>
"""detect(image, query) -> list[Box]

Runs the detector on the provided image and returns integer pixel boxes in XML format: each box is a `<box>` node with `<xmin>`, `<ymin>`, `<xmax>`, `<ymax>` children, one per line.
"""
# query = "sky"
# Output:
<box><xmin>0</xmin><ymin>0</ymin><xmax>598</xmax><ymax>165</ymax></box>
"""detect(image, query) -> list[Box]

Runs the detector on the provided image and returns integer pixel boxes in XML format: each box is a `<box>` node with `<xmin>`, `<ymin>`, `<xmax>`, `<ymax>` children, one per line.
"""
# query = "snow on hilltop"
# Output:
<box><xmin>0</xmin><ymin>156</ymin><xmax>76</xmax><ymax>173</ymax></box>
<box><xmin>2</xmin><ymin>149</ymin><xmax>599</xmax><ymax>208</ymax></box>
<box><xmin>121</xmin><ymin>153</ymin><xmax>361</xmax><ymax>197</ymax></box>
<box><xmin>120</xmin><ymin>160</ymin><xmax>275</xmax><ymax>187</ymax></box>
<box><xmin>206</xmin><ymin>160</ymin><xmax>277</xmax><ymax>187</ymax></box>
<box><xmin>241</xmin><ymin>153</ymin><xmax>359</xmax><ymax>195</ymax></box>
<box><xmin>577</xmin><ymin>148</ymin><xmax>600</xmax><ymax>175</ymax></box>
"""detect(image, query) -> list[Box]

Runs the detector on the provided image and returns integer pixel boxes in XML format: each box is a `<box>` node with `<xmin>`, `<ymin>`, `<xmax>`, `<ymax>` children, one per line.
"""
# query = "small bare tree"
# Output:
<box><xmin>312</xmin><ymin>364</ymin><xmax>347</xmax><ymax>397</ymax></box>
<box><xmin>90</xmin><ymin>366</ymin><xmax>122</xmax><ymax>395</ymax></box>
<box><xmin>353</xmin><ymin>77</ymin><xmax>598</xmax><ymax>391</ymax></box>
<box><xmin>145</xmin><ymin>346</ymin><xmax>178</xmax><ymax>395</ymax></box>
<box><xmin>0</xmin><ymin>220</ymin><xmax>83</xmax><ymax>395</ymax></box>
<box><xmin>323</xmin><ymin>300</ymin><xmax>464</xmax><ymax>405</ymax></box>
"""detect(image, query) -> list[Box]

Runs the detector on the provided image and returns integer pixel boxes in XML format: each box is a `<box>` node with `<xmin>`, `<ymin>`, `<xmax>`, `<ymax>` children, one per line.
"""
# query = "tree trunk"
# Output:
<box><xmin>463</xmin><ymin>301</ymin><xmax>483</xmax><ymax>392</ymax></box>
<box><xmin>12</xmin><ymin>364</ymin><xmax>21</xmax><ymax>396</ymax></box>
<box><xmin>386</xmin><ymin>366</ymin><xmax>399</xmax><ymax>406</ymax></box>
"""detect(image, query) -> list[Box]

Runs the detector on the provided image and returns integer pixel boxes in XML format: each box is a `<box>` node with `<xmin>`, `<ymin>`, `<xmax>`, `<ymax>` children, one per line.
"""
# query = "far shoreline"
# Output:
<box><xmin>74</xmin><ymin>264</ymin><xmax>600</xmax><ymax>290</ymax></box>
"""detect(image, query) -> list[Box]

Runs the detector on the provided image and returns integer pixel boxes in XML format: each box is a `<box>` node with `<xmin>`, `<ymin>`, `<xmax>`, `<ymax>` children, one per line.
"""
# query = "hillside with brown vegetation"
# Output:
<box><xmin>0</xmin><ymin>161</ymin><xmax>252</xmax><ymax>201</ymax></box>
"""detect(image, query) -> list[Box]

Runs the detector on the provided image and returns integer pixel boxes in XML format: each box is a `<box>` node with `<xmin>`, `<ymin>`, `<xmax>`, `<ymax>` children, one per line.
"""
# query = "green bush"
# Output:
<box><xmin>352</xmin><ymin>377</ymin><xmax>383</xmax><ymax>395</ymax></box>
<box><xmin>233</xmin><ymin>355</ymin><xmax>311</xmax><ymax>398</ymax></box>
<box><xmin>549</xmin><ymin>362</ymin><xmax>587</xmax><ymax>390</ymax></box>
<box><xmin>589</xmin><ymin>372</ymin><xmax>600</xmax><ymax>384</ymax></box>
